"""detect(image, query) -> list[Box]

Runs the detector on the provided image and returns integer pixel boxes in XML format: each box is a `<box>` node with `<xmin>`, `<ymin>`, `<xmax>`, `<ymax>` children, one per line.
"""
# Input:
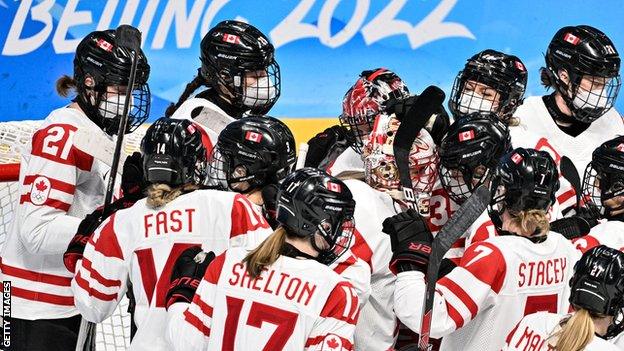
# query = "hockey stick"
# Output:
<box><xmin>75</xmin><ymin>25</ymin><xmax>143</xmax><ymax>351</ymax></box>
<box><xmin>296</xmin><ymin>142</ymin><xmax>309</xmax><ymax>170</ymax></box>
<box><xmin>393</xmin><ymin>86</ymin><xmax>445</xmax><ymax>211</ymax></box>
<box><xmin>191</xmin><ymin>100</ymin><xmax>234</xmax><ymax>134</ymax></box>
<box><xmin>418</xmin><ymin>185</ymin><xmax>491</xmax><ymax>351</ymax></box>
<box><xmin>560</xmin><ymin>156</ymin><xmax>582</xmax><ymax>208</ymax></box>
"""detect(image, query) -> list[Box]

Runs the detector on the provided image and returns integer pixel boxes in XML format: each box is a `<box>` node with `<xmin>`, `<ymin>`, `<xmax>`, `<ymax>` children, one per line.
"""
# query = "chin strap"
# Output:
<box><xmin>280</xmin><ymin>242</ymin><xmax>317</xmax><ymax>260</ymax></box>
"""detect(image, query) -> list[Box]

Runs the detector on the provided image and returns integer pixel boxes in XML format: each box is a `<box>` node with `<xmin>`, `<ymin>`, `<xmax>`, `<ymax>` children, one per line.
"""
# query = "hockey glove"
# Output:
<box><xmin>166</xmin><ymin>246</ymin><xmax>215</xmax><ymax>309</ymax></box>
<box><xmin>550</xmin><ymin>216</ymin><xmax>593</xmax><ymax>240</ymax></box>
<box><xmin>304</xmin><ymin>125</ymin><xmax>354</xmax><ymax>169</ymax></box>
<box><xmin>382</xmin><ymin>208</ymin><xmax>433</xmax><ymax>274</ymax></box>
<box><xmin>122</xmin><ymin>152</ymin><xmax>147</xmax><ymax>197</ymax></box>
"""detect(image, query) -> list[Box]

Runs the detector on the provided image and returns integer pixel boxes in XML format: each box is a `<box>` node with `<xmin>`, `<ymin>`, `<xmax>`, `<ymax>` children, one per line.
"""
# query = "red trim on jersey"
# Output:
<box><xmin>0</xmin><ymin>261</ymin><xmax>71</xmax><ymax>286</ymax></box>
<box><xmin>471</xmin><ymin>220</ymin><xmax>496</xmax><ymax>243</ymax></box>
<box><xmin>351</xmin><ymin>229</ymin><xmax>373</xmax><ymax>271</ymax></box>
<box><xmin>192</xmin><ymin>293</ymin><xmax>214</xmax><ymax>318</ymax></box>
<box><xmin>572</xmin><ymin>235</ymin><xmax>601</xmax><ymax>254</ymax></box>
<box><xmin>506</xmin><ymin>320</ymin><xmax>521</xmax><ymax>345</ymax></box>
<box><xmin>31</xmin><ymin>124</ymin><xmax>94</xmax><ymax>171</ymax></box>
<box><xmin>438</xmin><ymin>277</ymin><xmax>478</xmax><ymax>319</ymax></box>
<box><xmin>19</xmin><ymin>194</ymin><xmax>71</xmax><ymax>211</ymax></box>
<box><xmin>305</xmin><ymin>334</ymin><xmax>354</xmax><ymax>349</ymax></box>
<box><xmin>230</xmin><ymin>194</ymin><xmax>270</xmax><ymax>238</ymax></box>
<box><xmin>136</xmin><ymin>247</ymin><xmax>157</xmax><ymax>305</ymax></box>
<box><xmin>75</xmin><ymin>271</ymin><xmax>118</xmax><ymax>301</ymax></box>
<box><xmin>11</xmin><ymin>286</ymin><xmax>74</xmax><ymax>306</ymax></box>
<box><xmin>450</xmin><ymin>238</ymin><xmax>466</xmax><ymax>249</ymax></box>
<box><xmin>459</xmin><ymin>241</ymin><xmax>506</xmax><ymax>293</ymax></box>
<box><xmin>184</xmin><ymin>309</ymin><xmax>211</xmax><ymax>336</ymax></box>
<box><xmin>81</xmin><ymin>258</ymin><xmax>121</xmax><ymax>288</ymax></box>
<box><xmin>557</xmin><ymin>188</ymin><xmax>576</xmax><ymax>206</ymax></box>
<box><xmin>204</xmin><ymin>252</ymin><xmax>226</xmax><ymax>285</ymax></box>
<box><xmin>24</xmin><ymin>175</ymin><xmax>75</xmax><ymax>194</ymax></box>
<box><xmin>333</xmin><ymin>254</ymin><xmax>357</xmax><ymax>275</ymax></box>
<box><xmin>445</xmin><ymin>299</ymin><xmax>466</xmax><ymax>329</ymax></box>
<box><xmin>320</xmin><ymin>281</ymin><xmax>359</xmax><ymax>324</ymax></box>
<box><xmin>92</xmin><ymin>214</ymin><xmax>124</xmax><ymax>260</ymax></box>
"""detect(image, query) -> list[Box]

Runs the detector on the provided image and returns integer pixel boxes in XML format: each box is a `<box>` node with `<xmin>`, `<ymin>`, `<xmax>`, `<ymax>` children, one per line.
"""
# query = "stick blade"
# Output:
<box><xmin>115</xmin><ymin>24</ymin><xmax>142</xmax><ymax>52</ymax></box>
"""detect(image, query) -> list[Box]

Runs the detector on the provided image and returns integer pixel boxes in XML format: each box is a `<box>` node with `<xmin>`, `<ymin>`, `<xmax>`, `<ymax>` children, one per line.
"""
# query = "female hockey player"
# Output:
<box><xmin>0</xmin><ymin>29</ymin><xmax>150</xmax><ymax>351</ymax></box>
<box><xmin>504</xmin><ymin>245</ymin><xmax>624</xmax><ymax>351</ymax></box>
<box><xmin>164</xmin><ymin>20</ymin><xmax>280</xmax><ymax>155</ymax></box>
<box><xmin>387</xmin><ymin>147</ymin><xmax>580</xmax><ymax>351</ymax></box>
<box><xmin>511</xmin><ymin>25</ymin><xmax>623</xmax><ymax>174</ymax></box>
<box><xmin>70</xmin><ymin>116</ymin><xmax>295</xmax><ymax>350</ymax></box>
<box><xmin>448</xmin><ymin>49</ymin><xmax>527</xmax><ymax>125</ymax></box>
<box><xmin>166</xmin><ymin>168</ymin><xmax>360</xmax><ymax>350</ymax></box>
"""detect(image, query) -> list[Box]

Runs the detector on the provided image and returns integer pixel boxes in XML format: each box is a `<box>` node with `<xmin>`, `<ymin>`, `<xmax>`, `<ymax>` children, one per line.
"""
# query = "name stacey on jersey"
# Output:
<box><xmin>518</xmin><ymin>257</ymin><xmax>567</xmax><ymax>288</ymax></box>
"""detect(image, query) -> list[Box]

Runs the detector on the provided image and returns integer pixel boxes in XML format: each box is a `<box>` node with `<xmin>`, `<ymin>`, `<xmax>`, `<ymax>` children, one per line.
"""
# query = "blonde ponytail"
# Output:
<box><xmin>551</xmin><ymin>309</ymin><xmax>595</xmax><ymax>351</ymax></box>
<box><xmin>56</xmin><ymin>75</ymin><xmax>77</xmax><ymax>97</ymax></box>
<box><xmin>145</xmin><ymin>183</ymin><xmax>198</xmax><ymax>208</ymax></box>
<box><xmin>243</xmin><ymin>227</ymin><xmax>287</xmax><ymax>278</ymax></box>
<box><xmin>510</xmin><ymin>209</ymin><xmax>550</xmax><ymax>236</ymax></box>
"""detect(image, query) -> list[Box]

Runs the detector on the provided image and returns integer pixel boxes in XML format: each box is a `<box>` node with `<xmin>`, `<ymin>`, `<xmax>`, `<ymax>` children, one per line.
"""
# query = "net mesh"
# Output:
<box><xmin>0</xmin><ymin>120</ymin><xmax>149</xmax><ymax>350</ymax></box>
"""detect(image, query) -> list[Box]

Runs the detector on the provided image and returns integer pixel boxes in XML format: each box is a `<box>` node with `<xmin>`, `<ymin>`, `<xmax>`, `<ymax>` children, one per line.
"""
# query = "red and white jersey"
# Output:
<box><xmin>326</xmin><ymin>147</ymin><xmax>364</xmax><ymax>177</ymax></box>
<box><xmin>395</xmin><ymin>232</ymin><xmax>580</xmax><ymax>351</ymax></box>
<box><xmin>0</xmin><ymin>106</ymin><xmax>115</xmax><ymax>320</ymax></box>
<box><xmin>72</xmin><ymin>190</ymin><xmax>271</xmax><ymax>350</ymax></box>
<box><xmin>341</xmin><ymin>179</ymin><xmax>398</xmax><ymax>350</ymax></box>
<box><xmin>167</xmin><ymin>247</ymin><xmax>360</xmax><ymax>351</ymax></box>
<box><xmin>170</xmin><ymin>98</ymin><xmax>236</xmax><ymax>158</ymax></box>
<box><xmin>503</xmin><ymin>311</ymin><xmax>619</xmax><ymax>351</ymax></box>
<box><xmin>427</xmin><ymin>180</ymin><xmax>460</xmax><ymax>237</ymax></box>
<box><xmin>572</xmin><ymin>220</ymin><xmax>624</xmax><ymax>254</ymax></box>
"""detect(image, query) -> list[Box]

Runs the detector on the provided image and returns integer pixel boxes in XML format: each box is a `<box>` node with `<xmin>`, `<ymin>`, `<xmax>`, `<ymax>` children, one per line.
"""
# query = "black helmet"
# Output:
<box><xmin>141</xmin><ymin>118</ymin><xmax>207</xmax><ymax>186</ymax></box>
<box><xmin>449</xmin><ymin>49</ymin><xmax>527</xmax><ymax>122</ymax></box>
<box><xmin>200</xmin><ymin>20</ymin><xmax>280</xmax><ymax>116</ymax></box>
<box><xmin>439</xmin><ymin>112</ymin><xmax>511</xmax><ymax>204</ymax></box>
<box><xmin>340</xmin><ymin>68</ymin><xmax>410</xmax><ymax>153</ymax></box>
<box><xmin>209</xmin><ymin>116</ymin><xmax>296</xmax><ymax>192</ymax></box>
<box><xmin>488</xmin><ymin>148</ymin><xmax>559</xmax><ymax>232</ymax></box>
<box><xmin>74</xmin><ymin>29</ymin><xmax>150</xmax><ymax>135</ymax></box>
<box><xmin>544</xmin><ymin>25</ymin><xmax>621</xmax><ymax>123</ymax></box>
<box><xmin>582</xmin><ymin>136</ymin><xmax>624</xmax><ymax>219</ymax></box>
<box><xmin>570</xmin><ymin>245</ymin><xmax>624</xmax><ymax>339</ymax></box>
<box><xmin>276</xmin><ymin>168</ymin><xmax>356</xmax><ymax>265</ymax></box>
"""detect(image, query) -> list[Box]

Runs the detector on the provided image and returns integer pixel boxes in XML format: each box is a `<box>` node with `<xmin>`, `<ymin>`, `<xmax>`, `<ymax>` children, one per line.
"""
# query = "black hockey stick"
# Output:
<box><xmin>560</xmin><ymin>156</ymin><xmax>581</xmax><ymax>208</ymax></box>
<box><xmin>418</xmin><ymin>185</ymin><xmax>491</xmax><ymax>351</ymax></box>
<box><xmin>76</xmin><ymin>25</ymin><xmax>142</xmax><ymax>351</ymax></box>
<box><xmin>393</xmin><ymin>86</ymin><xmax>445</xmax><ymax>212</ymax></box>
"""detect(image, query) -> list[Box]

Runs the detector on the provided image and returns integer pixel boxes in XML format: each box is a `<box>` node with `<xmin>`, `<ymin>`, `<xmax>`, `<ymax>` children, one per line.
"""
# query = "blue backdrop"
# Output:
<box><xmin>1</xmin><ymin>0</ymin><xmax>623</xmax><ymax>121</ymax></box>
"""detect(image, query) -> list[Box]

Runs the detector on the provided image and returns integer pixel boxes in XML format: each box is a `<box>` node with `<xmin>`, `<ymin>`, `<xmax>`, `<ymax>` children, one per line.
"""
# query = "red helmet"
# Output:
<box><xmin>340</xmin><ymin>68</ymin><xmax>410</xmax><ymax>154</ymax></box>
<box><xmin>363</xmin><ymin>114</ymin><xmax>438</xmax><ymax>216</ymax></box>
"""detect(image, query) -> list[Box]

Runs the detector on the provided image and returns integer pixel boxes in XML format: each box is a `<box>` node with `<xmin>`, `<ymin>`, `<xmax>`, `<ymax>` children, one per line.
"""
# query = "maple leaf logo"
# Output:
<box><xmin>35</xmin><ymin>179</ymin><xmax>48</xmax><ymax>192</ymax></box>
<box><xmin>327</xmin><ymin>338</ymin><xmax>339</xmax><ymax>349</ymax></box>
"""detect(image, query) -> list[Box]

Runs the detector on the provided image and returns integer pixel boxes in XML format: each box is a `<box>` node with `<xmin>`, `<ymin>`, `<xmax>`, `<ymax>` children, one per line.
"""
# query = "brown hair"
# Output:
<box><xmin>146</xmin><ymin>183</ymin><xmax>199</xmax><ymax>208</ymax></box>
<box><xmin>56</xmin><ymin>75</ymin><xmax>77</xmax><ymax>97</ymax></box>
<box><xmin>509</xmin><ymin>209</ymin><xmax>550</xmax><ymax>236</ymax></box>
<box><xmin>507</xmin><ymin>116</ymin><xmax>520</xmax><ymax>127</ymax></box>
<box><xmin>164</xmin><ymin>75</ymin><xmax>205</xmax><ymax>117</ymax></box>
<box><xmin>540</xmin><ymin>67</ymin><xmax>555</xmax><ymax>88</ymax></box>
<box><xmin>550</xmin><ymin>309</ymin><xmax>595</xmax><ymax>351</ymax></box>
<box><xmin>242</xmin><ymin>227</ymin><xmax>288</xmax><ymax>278</ymax></box>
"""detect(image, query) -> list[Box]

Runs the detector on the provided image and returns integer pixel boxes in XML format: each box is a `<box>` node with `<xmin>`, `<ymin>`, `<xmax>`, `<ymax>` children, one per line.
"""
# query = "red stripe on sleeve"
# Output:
<box><xmin>437</xmin><ymin>277</ymin><xmax>478</xmax><ymax>319</ymax></box>
<box><xmin>11</xmin><ymin>286</ymin><xmax>74</xmax><ymax>306</ymax></box>
<box><xmin>0</xmin><ymin>262</ymin><xmax>72</xmax><ymax>286</ymax></box>
<box><xmin>93</xmin><ymin>214</ymin><xmax>124</xmax><ymax>260</ymax></box>
<box><xmin>74</xmin><ymin>271</ymin><xmax>118</xmax><ymax>301</ymax></box>
<box><xmin>24</xmin><ymin>175</ymin><xmax>76</xmax><ymax>194</ymax></box>
<box><xmin>459</xmin><ymin>242</ymin><xmax>506</xmax><ymax>293</ymax></box>
<box><xmin>230</xmin><ymin>194</ymin><xmax>270</xmax><ymax>238</ymax></box>
<box><xmin>183</xmin><ymin>309</ymin><xmax>211</xmax><ymax>337</ymax></box>
<box><xmin>557</xmin><ymin>188</ymin><xmax>576</xmax><ymax>206</ymax></box>
<box><xmin>192</xmin><ymin>290</ymin><xmax>214</xmax><ymax>318</ymax></box>
<box><xmin>204</xmin><ymin>252</ymin><xmax>226</xmax><ymax>285</ymax></box>
<box><xmin>81</xmin><ymin>258</ymin><xmax>121</xmax><ymax>288</ymax></box>
<box><xmin>20</xmin><ymin>194</ymin><xmax>71</xmax><ymax>212</ymax></box>
<box><xmin>320</xmin><ymin>281</ymin><xmax>359</xmax><ymax>324</ymax></box>
<box><xmin>445</xmin><ymin>301</ymin><xmax>465</xmax><ymax>329</ymax></box>
<box><xmin>351</xmin><ymin>229</ymin><xmax>373</xmax><ymax>271</ymax></box>
<box><xmin>333</xmin><ymin>254</ymin><xmax>357</xmax><ymax>275</ymax></box>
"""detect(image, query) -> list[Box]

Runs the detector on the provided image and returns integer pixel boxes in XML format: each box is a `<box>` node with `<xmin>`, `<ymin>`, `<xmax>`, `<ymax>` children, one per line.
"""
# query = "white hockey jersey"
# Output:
<box><xmin>326</xmin><ymin>147</ymin><xmax>364</xmax><ymax>178</ymax></box>
<box><xmin>503</xmin><ymin>311</ymin><xmax>620</xmax><ymax>351</ymax></box>
<box><xmin>0</xmin><ymin>106</ymin><xmax>115</xmax><ymax>320</ymax></box>
<box><xmin>72</xmin><ymin>190</ymin><xmax>271</xmax><ymax>350</ymax></box>
<box><xmin>572</xmin><ymin>220</ymin><xmax>624</xmax><ymax>254</ymax></box>
<box><xmin>512</xmin><ymin>95</ymin><xmax>624</xmax><ymax>189</ymax></box>
<box><xmin>342</xmin><ymin>179</ymin><xmax>398</xmax><ymax>350</ymax></box>
<box><xmin>167</xmin><ymin>247</ymin><xmax>360</xmax><ymax>351</ymax></box>
<box><xmin>395</xmin><ymin>232</ymin><xmax>580</xmax><ymax>351</ymax></box>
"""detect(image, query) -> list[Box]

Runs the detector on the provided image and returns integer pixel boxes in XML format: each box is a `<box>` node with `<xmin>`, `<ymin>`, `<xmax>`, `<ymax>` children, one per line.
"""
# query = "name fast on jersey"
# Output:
<box><xmin>143</xmin><ymin>208</ymin><xmax>196</xmax><ymax>237</ymax></box>
<box><xmin>228</xmin><ymin>263</ymin><xmax>317</xmax><ymax>306</ymax></box>
<box><xmin>518</xmin><ymin>257</ymin><xmax>567</xmax><ymax>288</ymax></box>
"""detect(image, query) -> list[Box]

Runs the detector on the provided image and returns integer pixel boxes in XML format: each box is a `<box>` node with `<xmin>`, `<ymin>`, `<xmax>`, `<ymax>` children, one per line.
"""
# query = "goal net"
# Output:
<box><xmin>0</xmin><ymin>120</ymin><xmax>149</xmax><ymax>351</ymax></box>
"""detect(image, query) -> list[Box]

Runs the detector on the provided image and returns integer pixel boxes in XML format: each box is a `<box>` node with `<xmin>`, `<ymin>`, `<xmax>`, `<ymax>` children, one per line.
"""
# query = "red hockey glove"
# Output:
<box><xmin>166</xmin><ymin>246</ymin><xmax>215</xmax><ymax>309</ymax></box>
<box><xmin>383</xmin><ymin>208</ymin><xmax>433</xmax><ymax>274</ymax></box>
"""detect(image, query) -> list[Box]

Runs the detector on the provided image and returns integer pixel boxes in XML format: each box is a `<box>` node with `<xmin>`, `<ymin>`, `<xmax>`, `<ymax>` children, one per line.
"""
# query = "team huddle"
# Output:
<box><xmin>1</xmin><ymin>18</ymin><xmax>624</xmax><ymax>351</ymax></box>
